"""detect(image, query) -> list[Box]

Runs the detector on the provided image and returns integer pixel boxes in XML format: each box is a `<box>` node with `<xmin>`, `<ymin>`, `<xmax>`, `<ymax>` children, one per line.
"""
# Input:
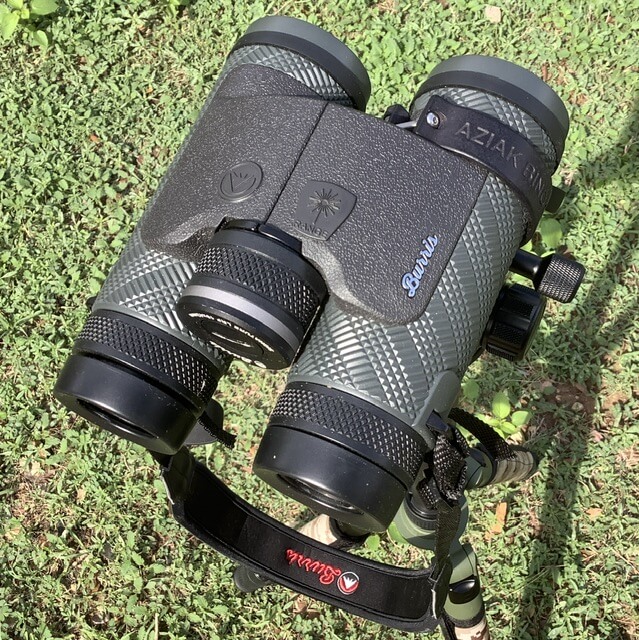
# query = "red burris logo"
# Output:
<box><xmin>337</xmin><ymin>572</ymin><xmax>360</xmax><ymax>595</ymax></box>
<box><xmin>285</xmin><ymin>549</ymin><xmax>360</xmax><ymax>595</ymax></box>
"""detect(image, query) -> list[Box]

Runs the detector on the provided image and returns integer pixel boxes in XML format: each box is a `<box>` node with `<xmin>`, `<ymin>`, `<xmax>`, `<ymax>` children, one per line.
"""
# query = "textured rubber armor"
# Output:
<box><xmin>94</xmin><ymin>43</ymin><xmax>353</xmax><ymax>343</ymax></box>
<box><xmin>57</xmin><ymin>38</ymin><xmax>356</xmax><ymax>453</ymax></box>
<box><xmin>77</xmin><ymin>314</ymin><xmax>219</xmax><ymax>403</ymax></box>
<box><xmin>271</xmin><ymin>385</ymin><xmax>427</xmax><ymax>480</ymax></box>
<box><xmin>288</xmin><ymin>86</ymin><xmax>557</xmax><ymax>429</ymax></box>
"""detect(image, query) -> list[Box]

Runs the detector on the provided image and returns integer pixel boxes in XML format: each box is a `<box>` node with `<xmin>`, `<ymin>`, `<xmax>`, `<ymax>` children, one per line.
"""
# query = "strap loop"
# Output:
<box><xmin>415</xmin><ymin>95</ymin><xmax>553</xmax><ymax>237</ymax></box>
<box><xmin>448</xmin><ymin>407</ymin><xmax>514</xmax><ymax>462</ymax></box>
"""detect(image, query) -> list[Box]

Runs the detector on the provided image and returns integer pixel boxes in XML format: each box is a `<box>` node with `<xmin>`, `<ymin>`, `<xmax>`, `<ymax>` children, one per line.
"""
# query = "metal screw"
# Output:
<box><xmin>426</xmin><ymin>112</ymin><xmax>440</xmax><ymax>128</ymax></box>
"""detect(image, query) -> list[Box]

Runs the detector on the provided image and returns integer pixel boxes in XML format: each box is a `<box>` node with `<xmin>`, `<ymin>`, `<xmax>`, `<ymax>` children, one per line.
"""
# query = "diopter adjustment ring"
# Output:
<box><xmin>177</xmin><ymin>224</ymin><xmax>327</xmax><ymax>369</ymax></box>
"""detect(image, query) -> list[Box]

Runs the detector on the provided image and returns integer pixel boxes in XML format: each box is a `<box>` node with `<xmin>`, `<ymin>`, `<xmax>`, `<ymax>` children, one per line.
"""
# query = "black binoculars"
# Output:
<box><xmin>55</xmin><ymin>15</ymin><xmax>584</xmax><ymax>635</ymax></box>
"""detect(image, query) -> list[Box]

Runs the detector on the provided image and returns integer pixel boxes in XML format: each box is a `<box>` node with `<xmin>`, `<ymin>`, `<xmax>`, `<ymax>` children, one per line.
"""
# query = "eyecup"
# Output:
<box><xmin>54</xmin><ymin>353</ymin><xmax>198</xmax><ymax>454</ymax></box>
<box><xmin>254</xmin><ymin>382</ymin><xmax>428</xmax><ymax>532</ymax></box>
<box><xmin>234</xmin><ymin>16</ymin><xmax>371</xmax><ymax>111</ymax></box>
<box><xmin>254</xmin><ymin>426</ymin><xmax>406</xmax><ymax>533</ymax></box>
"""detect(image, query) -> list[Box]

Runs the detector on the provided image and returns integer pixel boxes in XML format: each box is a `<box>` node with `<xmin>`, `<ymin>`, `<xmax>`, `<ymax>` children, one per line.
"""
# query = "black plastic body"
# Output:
<box><xmin>144</xmin><ymin>67</ymin><xmax>488</xmax><ymax>326</ymax></box>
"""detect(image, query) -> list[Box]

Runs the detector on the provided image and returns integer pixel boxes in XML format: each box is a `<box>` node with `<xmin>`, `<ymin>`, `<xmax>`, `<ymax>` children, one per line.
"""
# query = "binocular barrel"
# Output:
<box><xmin>54</xmin><ymin>16</ymin><xmax>370</xmax><ymax>454</ymax></box>
<box><xmin>254</xmin><ymin>56</ymin><xmax>568</xmax><ymax>531</ymax></box>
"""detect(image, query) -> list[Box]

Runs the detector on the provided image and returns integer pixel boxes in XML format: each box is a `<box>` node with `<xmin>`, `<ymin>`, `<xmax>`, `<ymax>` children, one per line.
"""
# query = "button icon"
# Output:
<box><xmin>219</xmin><ymin>162</ymin><xmax>263</xmax><ymax>202</ymax></box>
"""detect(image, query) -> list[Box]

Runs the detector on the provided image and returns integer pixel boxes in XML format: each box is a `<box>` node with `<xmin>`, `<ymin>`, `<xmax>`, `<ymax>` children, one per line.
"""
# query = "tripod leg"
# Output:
<box><xmin>441</xmin><ymin>543</ymin><xmax>490</xmax><ymax>639</ymax></box>
<box><xmin>393</xmin><ymin>486</ymin><xmax>490</xmax><ymax>638</ymax></box>
<box><xmin>393</xmin><ymin>500</ymin><xmax>490</xmax><ymax>640</ymax></box>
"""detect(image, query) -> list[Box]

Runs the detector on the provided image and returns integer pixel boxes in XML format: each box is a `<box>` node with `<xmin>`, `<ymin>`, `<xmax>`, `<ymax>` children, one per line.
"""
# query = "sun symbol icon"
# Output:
<box><xmin>309</xmin><ymin>188</ymin><xmax>341</xmax><ymax>220</ymax></box>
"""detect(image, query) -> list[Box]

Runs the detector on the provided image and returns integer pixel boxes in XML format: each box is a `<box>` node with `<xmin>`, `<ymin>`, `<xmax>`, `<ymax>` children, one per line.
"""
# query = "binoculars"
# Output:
<box><xmin>55</xmin><ymin>15</ymin><xmax>584</xmax><ymax>634</ymax></box>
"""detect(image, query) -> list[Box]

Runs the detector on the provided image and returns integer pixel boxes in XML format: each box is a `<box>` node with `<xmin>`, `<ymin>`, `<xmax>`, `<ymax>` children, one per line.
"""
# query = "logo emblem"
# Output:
<box><xmin>309</xmin><ymin>187</ymin><xmax>342</xmax><ymax>218</ymax></box>
<box><xmin>293</xmin><ymin>180</ymin><xmax>356</xmax><ymax>240</ymax></box>
<box><xmin>337</xmin><ymin>572</ymin><xmax>360</xmax><ymax>595</ymax></box>
<box><xmin>219</xmin><ymin>162</ymin><xmax>263</xmax><ymax>202</ymax></box>
<box><xmin>402</xmin><ymin>235</ymin><xmax>439</xmax><ymax>298</ymax></box>
<box><xmin>285</xmin><ymin>549</ymin><xmax>342</xmax><ymax>586</ymax></box>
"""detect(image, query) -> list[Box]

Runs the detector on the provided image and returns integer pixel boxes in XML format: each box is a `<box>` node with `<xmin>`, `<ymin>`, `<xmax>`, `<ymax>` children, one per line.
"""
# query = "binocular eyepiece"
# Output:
<box><xmin>176</xmin><ymin>220</ymin><xmax>329</xmax><ymax>370</ymax></box>
<box><xmin>55</xmin><ymin>16</ymin><xmax>573</xmax><ymax>532</ymax></box>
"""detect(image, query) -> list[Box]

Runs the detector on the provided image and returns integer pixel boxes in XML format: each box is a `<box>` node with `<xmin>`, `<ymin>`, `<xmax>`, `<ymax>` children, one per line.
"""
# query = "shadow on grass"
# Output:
<box><xmin>511</xmin><ymin>95</ymin><xmax>638</xmax><ymax>639</ymax></box>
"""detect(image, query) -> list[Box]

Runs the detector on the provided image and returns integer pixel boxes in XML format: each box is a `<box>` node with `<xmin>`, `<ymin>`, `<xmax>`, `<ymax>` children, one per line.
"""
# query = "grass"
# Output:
<box><xmin>1</xmin><ymin>0</ymin><xmax>638</xmax><ymax>638</ymax></box>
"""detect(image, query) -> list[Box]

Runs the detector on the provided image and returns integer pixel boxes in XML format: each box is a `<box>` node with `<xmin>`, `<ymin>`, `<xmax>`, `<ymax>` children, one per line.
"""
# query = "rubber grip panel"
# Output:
<box><xmin>141</xmin><ymin>67</ymin><xmax>487</xmax><ymax>324</ymax></box>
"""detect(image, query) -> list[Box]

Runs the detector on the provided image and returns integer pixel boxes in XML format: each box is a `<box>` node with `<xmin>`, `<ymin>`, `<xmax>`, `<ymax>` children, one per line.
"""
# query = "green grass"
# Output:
<box><xmin>1</xmin><ymin>0</ymin><xmax>638</xmax><ymax>638</ymax></box>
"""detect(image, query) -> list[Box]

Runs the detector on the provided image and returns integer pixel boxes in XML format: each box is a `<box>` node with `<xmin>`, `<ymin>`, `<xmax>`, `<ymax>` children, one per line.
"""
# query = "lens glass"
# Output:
<box><xmin>278</xmin><ymin>474</ymin><xmax>364</xmax><ymax>516</ymax></box>
<box><xmin>78</xmin><ymin>400</ymin><xmax>155</xmax><ymax>441</ymax></box>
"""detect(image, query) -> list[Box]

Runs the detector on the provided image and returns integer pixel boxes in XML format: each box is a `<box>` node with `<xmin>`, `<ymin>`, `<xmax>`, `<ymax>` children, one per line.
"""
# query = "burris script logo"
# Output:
<box><xmin>285</xmin><ymin>549</ymin><xmax>360</xmax><ymax>595</ymax></box>
<box><xmin>293</xmin><ymin>180</ymin><xmax>356</xmax><ymax>240</ymax></box>
<box><xmin>402</xmin><ymin>236</ymin><xmax>439</xmax><ymax>298</ymax></box>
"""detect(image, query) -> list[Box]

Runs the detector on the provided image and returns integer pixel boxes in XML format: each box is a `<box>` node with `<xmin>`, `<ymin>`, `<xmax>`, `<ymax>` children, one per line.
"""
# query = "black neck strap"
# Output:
<box><xmin>415</xmin><ymin>95</ymin><xmax>552</xmax><ymax>238</ymax></box>
<box><xmin>157</xmin><ymin>448</ymin><xmax>449</xmax><ymax>632</ymax></box>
